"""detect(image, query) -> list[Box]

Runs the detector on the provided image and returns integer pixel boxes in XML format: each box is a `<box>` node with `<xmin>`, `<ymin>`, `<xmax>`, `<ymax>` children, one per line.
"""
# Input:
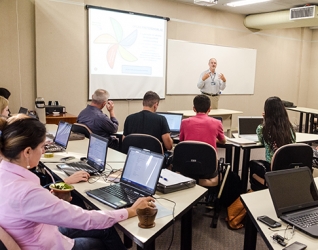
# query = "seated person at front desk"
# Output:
<box><xmin>77</xmin><ymin>89</ymin><xmax>119</xmax><ymax>150</ymax></box>
<box><xmin>123</xmin><ymin>91</ymin><xmax>173</xmax><ymax>166</ymax></box>
<box><xmin>249</xmin><ymin>96</ymin><xmax>296</xmax><ymax>191</ymax></box>
<box><xmin>0</xmin><ymin>114</ymin><xmax>155</xmax><ymax>249</ymax></box>
<box><xmin>179</xmin><ymin>94</ymin><xmax>226</xmax><ymax>186</ymax></box>
<box><xmin>0</xmin><ymin>96</ymin><xmax>9</xmax><ymax>119</ymax></box>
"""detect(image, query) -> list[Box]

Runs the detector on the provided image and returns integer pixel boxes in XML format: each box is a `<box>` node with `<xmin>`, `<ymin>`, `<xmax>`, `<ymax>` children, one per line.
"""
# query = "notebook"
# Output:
<box><xmin>157</xmin><ymin>112</ymin><xmax>183</xmax><ymax>137</ymax></box>
<box><xmin>86</xmin><ymin>146</ymin><xmax>164</xmax><ymax>209</ymax></box>
<box><xmin>45</xmin><ymin>121</ymin><xmax>72</xmax><ymax>153</ymax></box>
<box><xmin>56</xmin><ymin>133</ymin><xmax>108</xmax><ymax>175</ymax></box>
<box><xmin>237</xmin><ymin>116</ymin><xmax>263</xmax><ymax>142</ymax></box>
<box><xmin>265</xmin><ymin>167</ymin><xmax>318</xmax><ymax>238</ymax></box>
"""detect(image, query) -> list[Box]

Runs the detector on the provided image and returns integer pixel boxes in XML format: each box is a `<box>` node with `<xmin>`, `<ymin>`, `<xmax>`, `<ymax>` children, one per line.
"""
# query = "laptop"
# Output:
<box><xmin>157</xmin><ymin>112</ymin><xmax>183</xmax><ymax>138</ymax></box>
<box><xmin>237</xmin><ymin>116</ymin><xmax>263</xmax><ymax>142</ymax></box>
<box><xmin>45</xmin><ymin>121</ymin><xmax>72</xmax><ymax>152</ymax></box>
<box><xmin>265</xmin><ymin>167</ymin><xmax>318</xmax><ymax>238</ymax></box>
<box><xmin>86</xmin><ymin>146</ymin><xmax>164</xmax><ymax>209</ymax></box>
<box><xmin>18</xmin><ymin>107</ymin><xmax>28</xmax><ymax>114</ymax></box>
<box><xmin>57</xmin><ymin>133</ymin><xmax>108</xmax><ymax>175</ymax></box>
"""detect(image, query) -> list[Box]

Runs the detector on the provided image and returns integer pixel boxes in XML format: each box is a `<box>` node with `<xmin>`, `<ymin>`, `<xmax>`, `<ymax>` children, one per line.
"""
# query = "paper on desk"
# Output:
<box><xmin>155</xmin><ymin>200</ymin><xmax>173</xmax><ymax>219</ymax></box>
<box><xmin>225</xmin><ymin>136</ymin><xmax>257</xmax><ymax>145</ymax></box>
<box><xmin>159</xmin><ymin>169</ymin><xmax>193</xmax><ymax>186</ymax></box>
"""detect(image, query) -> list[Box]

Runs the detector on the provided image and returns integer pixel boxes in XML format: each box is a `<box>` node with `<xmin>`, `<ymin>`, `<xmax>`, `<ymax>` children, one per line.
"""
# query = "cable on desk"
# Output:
<box><xmin>154</xmin><ymin>197</ymin><xmax>176</xmax><ymax>250</ymax></box>
<box><xmin>87</xmin><ymin>166</ymin><xmax>122</xmax><ymax>185</ymax></box>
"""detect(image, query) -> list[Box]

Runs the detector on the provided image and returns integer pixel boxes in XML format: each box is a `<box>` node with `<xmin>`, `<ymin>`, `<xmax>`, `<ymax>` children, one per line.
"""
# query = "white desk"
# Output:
<box><xmin>167</xmin><ymin>109</ymin><xmax>242</xmax><ymax>136</ymax></box>
<box><xmin>241</xmin><ymin>178</ymin><xmax>318</xmax><ymax>250</ymax></box>
<box><xmin>44</xmin><ymin>124</ymin><xmax>207</xmax><ymax>249</ymax></box>
<box><xmin>287</xmin><ymin>106</ymin><xmax>318</xmax><ymax>133</ymax></box>
<box><xmin>44</xmin><ymin>124</ymin><xmax>127</xmax><ymax>164</ymax></box>
<box><xmin>45</xmin><ymin>162</ymin><xmax>206</xmax><ymax>250</ymax></box>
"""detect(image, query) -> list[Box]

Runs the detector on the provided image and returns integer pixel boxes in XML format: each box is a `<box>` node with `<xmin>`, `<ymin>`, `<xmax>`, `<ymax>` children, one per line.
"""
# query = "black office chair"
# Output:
<box><xmin>121</xmin><ymin>134</ymin><xmax>164</xmax><ymax>155</ymax></box>
<box><xmin>172</xmin><ymin>140</ymin><xmax>231</xmax><ymax>228</ymax></box>
<box><xmin>71</xmin><ymin>123</ymin><xmax>92</xmax><ymax>138</ymax></box>
<box><xmin>250</xmin><ymin>143</ymin><xmax>313</xmax><ymax>191</ymax></box>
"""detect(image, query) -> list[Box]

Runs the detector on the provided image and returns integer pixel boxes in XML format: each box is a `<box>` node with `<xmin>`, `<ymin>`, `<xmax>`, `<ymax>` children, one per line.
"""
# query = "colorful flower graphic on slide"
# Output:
<box><xmin>94</xmin><ymin>18</ymin><xmax>138</xmax><ymax>69</ymax></box>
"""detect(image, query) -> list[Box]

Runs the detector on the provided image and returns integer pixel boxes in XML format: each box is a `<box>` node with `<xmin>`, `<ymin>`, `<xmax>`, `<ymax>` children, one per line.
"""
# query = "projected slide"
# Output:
<box><xmin>88</xmin><ymin>7</ymin><xmax>168</xmax><ymax>99</ymax></box>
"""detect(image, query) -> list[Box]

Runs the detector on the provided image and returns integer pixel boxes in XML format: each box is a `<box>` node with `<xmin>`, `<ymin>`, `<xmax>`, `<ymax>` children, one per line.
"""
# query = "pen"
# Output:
<box><xmin>160</xmin><ymin>176</ymin><xmax>168</xmax><ymax>181</ymax></box>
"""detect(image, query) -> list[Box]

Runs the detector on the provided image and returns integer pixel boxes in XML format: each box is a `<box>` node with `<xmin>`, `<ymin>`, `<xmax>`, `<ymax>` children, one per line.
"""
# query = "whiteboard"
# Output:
<box><xmin>167</xmin><ymin>40</ymin><xmax>257</xmax><ymax>95</ymax></box>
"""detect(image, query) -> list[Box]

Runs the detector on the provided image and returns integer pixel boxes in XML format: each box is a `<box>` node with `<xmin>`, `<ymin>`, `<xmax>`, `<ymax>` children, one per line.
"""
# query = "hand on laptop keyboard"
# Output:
<box><xmin>64</xmin><ymin>171</ymin><xmax>90</xmax><ymax>184</ymax></box>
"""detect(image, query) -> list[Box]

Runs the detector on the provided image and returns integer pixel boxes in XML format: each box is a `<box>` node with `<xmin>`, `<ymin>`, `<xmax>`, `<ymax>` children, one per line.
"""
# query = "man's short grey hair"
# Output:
<box><xmin>92</xmin><ymin>89</ymin><xmax>109</xmax><ymax>104</ymax></box>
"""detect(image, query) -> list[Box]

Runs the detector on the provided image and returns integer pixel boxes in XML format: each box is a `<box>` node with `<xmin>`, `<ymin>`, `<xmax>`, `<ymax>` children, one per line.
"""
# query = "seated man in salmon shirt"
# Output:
<box><xmin>179</xmin><ymin>94</ymin><xmax>226</xmax><ymax>187</ymax></box>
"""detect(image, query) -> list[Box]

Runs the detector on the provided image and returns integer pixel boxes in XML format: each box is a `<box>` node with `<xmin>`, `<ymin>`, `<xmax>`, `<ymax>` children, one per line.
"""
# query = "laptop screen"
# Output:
<box><xmin>157</xmin><ymin>112</ymin><xmax>183</xmax><ymax>133</ymax></box>
<box><xmin>87</xmin><ymin>133</ymin><xmax>108</xmax><ymax>172</ymax></box>
<box><xmin>265</xmin><ymin>167</ymin><xmax>318</xmax><ymax>217</ymax></box>
<box><xmin>54</xmin><ymin>121</ymin><xmax>72</xmax><ymax>148</ymax></box>
<box><xmin>18</xmin><ymin>107</ymin><xmax>28</xmax><ymax>114</ymax></box>
<box><xmin>121</xmin><ymin>147</ymin><xmax>164</xmax><ymax>195</ymax></box>
<box><xmin>238</xmin><ymin>116</ymin><xmax>263</xmax><ymax>135</ymax></box>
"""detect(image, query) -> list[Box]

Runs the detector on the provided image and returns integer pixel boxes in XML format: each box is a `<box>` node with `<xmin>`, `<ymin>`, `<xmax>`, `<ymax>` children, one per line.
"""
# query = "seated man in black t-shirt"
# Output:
<box><xmin>123</xmin><ymin>91</ymin><xmax>173</xmax><ymax>165</ymax></box>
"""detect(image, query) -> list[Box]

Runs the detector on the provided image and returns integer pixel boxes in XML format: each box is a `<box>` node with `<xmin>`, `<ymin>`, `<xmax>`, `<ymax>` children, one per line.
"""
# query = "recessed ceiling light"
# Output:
<box><xmin>226</xmin><ymin>0</ymin><xmax>271</xmax><ymax>7</ymax></box>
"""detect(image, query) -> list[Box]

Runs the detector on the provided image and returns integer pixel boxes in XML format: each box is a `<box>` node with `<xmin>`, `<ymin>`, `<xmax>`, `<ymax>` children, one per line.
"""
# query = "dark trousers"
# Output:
<box><xmin>59</xmin><ymin>226</ymin><xmax>126</xmax><ymax>250</ymax></box>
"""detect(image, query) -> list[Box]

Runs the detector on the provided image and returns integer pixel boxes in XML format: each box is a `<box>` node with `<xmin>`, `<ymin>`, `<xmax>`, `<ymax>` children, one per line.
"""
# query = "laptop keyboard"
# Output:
<box><xmin>44</xmin><ymin>144</ymin><xmax>65</xmax><ymax>153</ymax></box>
<box><xmin>67</xmin><ymin>162</ymin><xmax>97</xmax><ymax>174</ymax></box>
<box><xmin>290</xmin><ymin>212</ymin><xmax>318</xmax><ymax>228</ymax></box>
<box><xmin>100</xmin><ymin>185</ymin><xmax>143</xmax><ymax>202</ymax></box>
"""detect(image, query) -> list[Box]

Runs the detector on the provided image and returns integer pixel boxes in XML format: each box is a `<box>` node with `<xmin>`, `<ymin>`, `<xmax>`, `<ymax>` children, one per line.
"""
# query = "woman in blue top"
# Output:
<box><xmin>250</xmin><ymin>96</ymin><xmax>296</xmax><ymax>190</ymax></box>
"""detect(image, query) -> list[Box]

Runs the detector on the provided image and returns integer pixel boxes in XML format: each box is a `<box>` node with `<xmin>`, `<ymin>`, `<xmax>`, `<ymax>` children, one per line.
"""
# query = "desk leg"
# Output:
<box><xmin>181</xmin><ymin>208</ymin><xmax>192</xmax><ymax>250</ymax></box>
<box><xmin>310</xmin><ymin>114</ymin><xmax>314</xmax><ymax>134</ymax></box>
<box><xmin>233</xmin><ymin>147</ymin><xmax>240</xmax><ymax>174</ymax></box>
<box><xmin>124</xmin><ymin>235</ymin><xmax>133</xmax><ymax>248</ymax></box>
<box><xmin>305</xmin><ymin>113</ymin><xmax>309</xmax><ymax>133</ymax></box>
<box><xmin>225</xmin><ymin>145</ymin><xmax>233</xmax><ymax>167</ymax></box>
<box><xmin>241</xmin><ymin>149</ymin><xmax>251</xmax><ymax>193</ymax></box>
<box><xmin>137</xmin><ymin>242</ymin><xmax>155</xmax><ymax>250</ymax></box>
<box><xmin>243</xmin><ymin>213</ymin><xmax>257</xmax><ymax>250</ymax></box>
<box><xmin>299</xmin><ymin>112</ymin><xmax>303</xmax><ymax>132</ymax></box>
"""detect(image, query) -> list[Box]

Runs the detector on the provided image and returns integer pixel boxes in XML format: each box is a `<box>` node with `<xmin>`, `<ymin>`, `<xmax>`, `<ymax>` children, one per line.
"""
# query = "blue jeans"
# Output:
<box><xmin>59</xmin><ymin>226</ymin><xmax>126</xmax><ymax>250</ymax></box>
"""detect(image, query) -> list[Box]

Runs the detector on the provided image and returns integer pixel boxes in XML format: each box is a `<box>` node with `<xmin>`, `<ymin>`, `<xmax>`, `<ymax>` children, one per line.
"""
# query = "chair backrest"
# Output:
<box><xmin>271</xmin><ymin>143</ymin><xmax>313</xmax><ymax>171</ymax></box>
<box><xmin>71</xmin><ymin>123</ymin><xmax>92</xmax><ymax>138</ymax></box>
<box><xmin>172</xmin><ymin>141</ymin><xmax>218</xmax><ymax>182</ymax></box>
<box><xmin>0</xmin><ymin>226</ymin><xmax>20</xmax><ymax>250</ymax></box>
<box><xmin>121</xmin><ymin>134</ymin><xmax>164</xmax><ymax>155</ymax></box>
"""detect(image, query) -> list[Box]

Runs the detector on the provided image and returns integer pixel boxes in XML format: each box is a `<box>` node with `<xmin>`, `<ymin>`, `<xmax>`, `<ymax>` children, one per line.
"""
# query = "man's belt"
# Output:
<box><xmin>201</xmin><ymin>92</ymin><xmax>219</xmax><ymax>97</ymax></box>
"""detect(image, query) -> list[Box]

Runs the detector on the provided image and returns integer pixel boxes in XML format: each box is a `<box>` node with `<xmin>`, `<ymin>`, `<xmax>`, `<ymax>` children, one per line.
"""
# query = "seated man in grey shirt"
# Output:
<box><xmin>77</xmin><ymin>89</ymin><xmax>119</xmax><ymax>149</ymax></box>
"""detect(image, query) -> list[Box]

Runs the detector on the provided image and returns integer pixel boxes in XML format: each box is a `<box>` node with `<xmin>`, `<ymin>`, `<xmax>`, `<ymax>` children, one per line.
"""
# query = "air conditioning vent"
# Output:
<box><xmin>194</xmin><ymin>0</ymin><xmax>218</xmax><ymax>7</ymax></box>
<box><xmin>290</xmin><ymin>5</ymin><xmax>316</xmax><ymax>20</ymax></box>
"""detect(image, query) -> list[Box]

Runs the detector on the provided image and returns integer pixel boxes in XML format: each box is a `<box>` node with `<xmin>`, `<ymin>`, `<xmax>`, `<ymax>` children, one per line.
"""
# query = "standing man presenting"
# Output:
<box><xmin>197</xmin><ymin>58</ymin><xmax>226</xmax><ymax>109</ymax></box>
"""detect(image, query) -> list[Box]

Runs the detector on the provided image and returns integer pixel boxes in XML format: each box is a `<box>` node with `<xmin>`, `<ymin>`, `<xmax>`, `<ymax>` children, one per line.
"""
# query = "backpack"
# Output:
<box><xmin>226</xmin><ymin>190</ymin><xmax>252</xmax><ymax>229</ymax></box>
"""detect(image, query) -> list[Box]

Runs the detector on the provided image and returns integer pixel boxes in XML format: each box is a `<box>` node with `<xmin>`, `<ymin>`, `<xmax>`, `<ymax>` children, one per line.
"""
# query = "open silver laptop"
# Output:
<box><xmin>237</xmin><ymin>116</ymin><xmax>263</xmax><ymax>142</ymax></box>
<box><xmin>265</xmin><ymin>167</ymin><xmax>318</xmax><ymax>238</ymax></box>
<box><xmin>45</xmin><ymin>121</ymin><xmax>72</xmax><ymax>153</ymax></box>
<box><xmin>57</xmin><ymin>133</ymin><xmax>108</xmax><ymax>175</ymax></box>
<box><xmin>157</xmin><ymin>112</ymin><xmax>183</xmax><ymax>138</ymax></box>
<box><xmin>86</xmin><ymin>146</ymin><xmax>164</xmax><ymax>209</ymax></box>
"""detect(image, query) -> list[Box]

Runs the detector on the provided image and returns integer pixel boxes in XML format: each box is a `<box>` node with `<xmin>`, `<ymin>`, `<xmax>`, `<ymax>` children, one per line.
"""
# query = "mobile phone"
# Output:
<box><xmin>60</xmin><ymin>156</ymin><xmax>75</xmax><ymax>162</ymax></box>
<box><xmin>257</xmin><ymin>215</ymin><xmax>281</xmax><ymax>228</ymax></box>
<box><xmin>282</xmin><ymin>241</ymin><xmax>307</xmax><ymax>250</ymax></box>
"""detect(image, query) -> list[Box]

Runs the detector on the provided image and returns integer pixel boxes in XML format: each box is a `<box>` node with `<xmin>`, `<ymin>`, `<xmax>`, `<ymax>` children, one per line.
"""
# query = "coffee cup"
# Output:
<box><xmin>136</xmin><ymin>207</ymin><xmax>158</xmax><ymax>228</ymax></box>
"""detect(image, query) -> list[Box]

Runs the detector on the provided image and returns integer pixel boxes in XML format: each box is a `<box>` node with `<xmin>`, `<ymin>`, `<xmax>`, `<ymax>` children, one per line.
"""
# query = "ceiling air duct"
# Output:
<box><xmin>194</xmin><ymin>0</ymin><xmax>218</xmax><ymax>7</ymax></box>
<box><xmin>244</xmin><ymin>5</ymin><xmax>318</xmax><ymax>30</ymax></box>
